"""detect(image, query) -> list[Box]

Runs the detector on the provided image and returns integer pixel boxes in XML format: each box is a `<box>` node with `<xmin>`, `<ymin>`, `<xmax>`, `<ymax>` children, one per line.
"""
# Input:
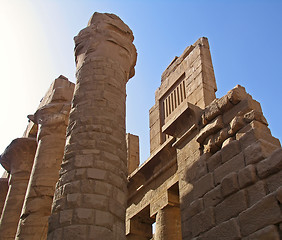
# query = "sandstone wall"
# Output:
<box><xmin>178</xmin><ymin>85</ymin><xmax>282</xmax><ymax>239</ymax></box>
<box><xmin>127</xmin><ymin>37</ymin><xmax>282</xmax><ymax>240</ymax></box>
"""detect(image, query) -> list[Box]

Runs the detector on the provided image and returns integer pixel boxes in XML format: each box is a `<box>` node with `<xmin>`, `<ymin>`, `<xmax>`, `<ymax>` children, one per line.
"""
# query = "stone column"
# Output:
<box><xmin>16</xmin><ymin>77</ymin><xmax>74</xmax><ymax>240</ymax></box>
<box><xmin>155</xmin><ymin>206</ymin><xmax>182</xmax><ymax>240</ymax></box>
<box><xmin>0</xmin><ymin>177</ymin><xmax>8</xmax><ymax>218</ymax></box>
<box><xmin>47</xmin><ymin>12</ymin><xmax>137</xmax><ymax>240</ymax></box>
<box><xmin>0</xmin><ymin>138</ymin><xmax>37</xmax><ymax>240</ymax></box>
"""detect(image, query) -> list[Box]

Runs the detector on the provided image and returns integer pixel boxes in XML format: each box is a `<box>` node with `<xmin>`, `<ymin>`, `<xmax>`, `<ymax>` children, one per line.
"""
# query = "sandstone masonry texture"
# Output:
<box><xmin>47</xmin><ymin>12</ymin><xmax>136</xmax><ymax>240</ymax></box>
<box><xmin>0</xmin><ymin>12</ymin><xmax>281</xmax><ymax>240</ymax></box>
<box><xmin>16</xmin><ymin>76</ymin><xmax>74</xmax><ymax>240</ymax></box>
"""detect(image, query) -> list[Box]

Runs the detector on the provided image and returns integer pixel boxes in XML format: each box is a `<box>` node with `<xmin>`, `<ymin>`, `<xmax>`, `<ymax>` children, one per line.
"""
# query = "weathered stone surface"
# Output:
<box><xmin>221</xmin><ymin>172</ymin><xmax>239</xmax><ymax>197</ymax></box>
<box><xmin>244</xmin><ymin>110</ymin><xmax>268</xmax><ymax>125</ymax></box>
<box><xmin>126</xmin><ymin>133</ymin><xmax>140</xmax><ymax>175</ymax></box>
<box><xmin>187</xmin><ymin>199</ymin><xmax>204</xmax><ymax>218</ymax></box>
<box><xmin>238</xmin><ymin>194</ymin><xmax>282</xmax><ymax>236</ymax></box>
<box><xmin>238</xmin><ymin>165</ymin><xmax>257</xmax><ymax>188</ymax></box>
<box><xmin>200</xmin><ymin>218</ymin><xmax>241</xmax><ymax>240</ymax></box>
<box><xmin>228</xmin><ymin>115</ymin><xmax>245</xmax><ymax>136</ymax></box>
<box><xmin>0</xmin><ymin>178</ymin><xmax>8</xmax><ymax>218</ymax></box>
<box><xmin>244</xmin><ymin>139</ymin><xmax>279</xmax><ymax>165</ymax></box>
<box><xmin>204</xmin><ymin>99</ymin><xmax>220</xmax><ymax>121</ymax></box>
<box><xmin>0</xmin><ymin>21</ymin><xmax>281</xmax><ymax>240</ymax></box>
<box><xmin>215</xmin><ymin>190</ymin><xmax>247</xmax><ymax>224</ymax></box>
<box><xmin>193</xmin><ymin>173</ymin><xmax>214</xmax><ymax>198</ymax></box>
<box><xmin>155</xmin><ymin>206</ymin><xmax>182</xmax><ymax>240</ymax></box>
<box><xmin>227</xmin><ymin>85</ymin><xmax>247</xmax><ymax>105</ymax></box>
<box><xmin>16</xmin><ymin>77</ymin><xmax>74</xmax><ymax>240</ymax></box>
<box><xmin>214</xmin><ymin>152</ymin><xmax>245</xmax><ymax>185</ymax></box>
<box><xmin>187</xmin><ymin>207</ymin><xmax>215</xmax><ymax>237</ymax></box>
<box><xmin>221</xmin><ymin>140</ymin><xmax>241</xmax><ymax>163</ymax></box>
<box><xmin>48</xmin><ymin>12</ymin><xmax>136</xmax><ymax>240</ymax></box>
<box><xmin>203</xmin><ymin>185</ymin><xmax>222</xmax><ymax>208</ymax></box>
<box><xmin>0</xmin><ymin>138</ymin><xmax>37</xmax><ymax>240</ymax></box>
<box><xmin>196</xmin><ymin>115</ymin><xmax>224</xmax><ymax>144</ymax></box>
<box><xmin>244</xmin><ymin>225</ymin><xmax>280</xmax><ymax>240</ymax></box>
<box><xmin>265</xmin><ymin>170</ymin><xmax>282</xmax><ymax>193</ymax></box>
<box><xmin>237</xmin><ymin>123</ymin><xmax>280</xmax><ymax>150</ymax></box>
<box><xmin>246</xmin><ymin>181</ymin><xmax>267</xmax><ymax>207</ymax></box>
<box><xmin>257</xmin><ymin>148</ymin><xmax>282</xmax><ymax>179</ymax></box>
<box><xmin>206</xmin><ymin>151</ymin><xmax>222</xmax><ymax>172</ymax></box>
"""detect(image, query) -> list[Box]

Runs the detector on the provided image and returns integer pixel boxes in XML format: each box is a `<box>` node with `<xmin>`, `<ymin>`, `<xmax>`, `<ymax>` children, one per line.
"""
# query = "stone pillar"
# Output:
<box><xmin>155</xmin><ymin>206</ymin><xmax>182</xmax><ymax>240</ymax></box>
<box><xmin>16</xmin><ymin>76</ymin><xmax>74</xmax><ymax>240</ymax></box>
<box><xmin>0</xmin><ymin>177</ymin><xmax>8</xmax><ymax>218</ymax></box>
<box><xmin>47</xmin><ymin>12</ymin><xmax>137</xmax><ymax>240</ymax></box>
<box><xmin>126</xmin><ymin>133</ymin><xmax>140</xmax><ymax>175</ymax></box>
<box><xmin>0</xmin><ymin>138</ymin><xmax>37</xmax><ymax>240</ymax></box>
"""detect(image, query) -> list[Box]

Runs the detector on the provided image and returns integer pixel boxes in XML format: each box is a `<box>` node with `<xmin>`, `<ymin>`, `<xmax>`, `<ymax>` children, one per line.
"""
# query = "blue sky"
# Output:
<box><xmin>0</xmin><ymin>0</ymin><xmax>281</xmax><ymax>175</ymax></box>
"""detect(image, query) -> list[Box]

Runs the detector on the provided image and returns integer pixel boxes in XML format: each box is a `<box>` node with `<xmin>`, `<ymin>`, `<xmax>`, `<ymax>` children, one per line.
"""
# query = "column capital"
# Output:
<box><xmin>74</xmin><ymin>12</ymin><xmax>137</xmax><ymax>81</ymax></box>
<box><xmin>0</xmin><ymin>138</ymin><xmax>37</xmax><ymax>175</ymax></box>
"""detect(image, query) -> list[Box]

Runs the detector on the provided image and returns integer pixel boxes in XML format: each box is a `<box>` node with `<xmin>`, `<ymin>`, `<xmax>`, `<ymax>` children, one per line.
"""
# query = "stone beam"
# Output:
<box><xmin>47</xmin><ymin>12</ymin><xmax>137</xmax><ymax>240</ymax></box>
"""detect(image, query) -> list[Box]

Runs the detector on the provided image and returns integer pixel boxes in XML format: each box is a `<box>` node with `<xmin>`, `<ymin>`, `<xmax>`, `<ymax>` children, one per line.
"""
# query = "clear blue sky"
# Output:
<box><xmin>0</xmin><ymin>0</ymin><xmax>282</xmax><ymax>175</ymax></box>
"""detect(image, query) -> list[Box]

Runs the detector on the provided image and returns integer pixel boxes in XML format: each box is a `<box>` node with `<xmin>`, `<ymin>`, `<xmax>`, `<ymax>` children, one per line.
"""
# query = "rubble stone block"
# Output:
<box><xmin>246</xmin><ymin>181</ymin><xmax>267</xmax><ymax>207</ymax></box>
<box><xmin>245</xmin><ymin>225</ymin><xmax>280</xmax><ymax>240</ymax></box>
<box><xmin>217</xmin><ymin>95</ymin><xmax>233</xmax><ymax>112</ymax></box>
<box><xmin>227</xmin><ymin>85</ymin><xmax>247</xmax><ymax>105</ymax></box>
<box><xmin>221</xmin><ymin>172</ymin><xmax>239</xmax><ymax>197</ymax></box>
<box><xmin>200</xmin><ymin>218</ymin><xmax>241</xmax><ymax>240</ymax></box>
<box><xmin>214</xmin><ymin>152</ymin><xmax>245</xmax><ymax>185</ymax></box>
<box><xmin>228</xmin><ymin>115</ymin><xmax>245</xmax><ymax>136</ymax></box>
<box><xmin>193</xmin><ymin>173</ymin><xmax>214</xmax><ymax>198</ymax></box>
<box><xmin>203</xmin><ymin>185</ymin><xmax>222</xmax><ymax>208</ymax></box>
<box><xmin>215</xmin><ymin>190</ymin><xmax>247</xmax><ymax>224</ymax></box>
<box><xmin>244</xmin><ymin>110</ymin><xmax>268</xmax><ymax>125</ymax></box>
<box><xmin>238</xmin><ymin>194</ymin><xmax>282</xmax><ymax>236</ymax></box>
<box><xmin>238</xmin><ymin>165</ymin><xmax>257</xmax><ymax>188</ymax></box>
<box><xmin>244</xmin><ymin>139</ymin><xmax>279</xmax><ymax>165</ymax></box>
<box><xmin>196</xmin><ymin>116</ymin><xmax>224</xmax><ymax>144</ymax></box>
<box><xmin>186</xmin><ymin>154</ymin><xmax>208</xmax><ymax>183</ymax></box>
<box><xmin>187</xmin><ymin>207</ymin><xmax>215</xmax><ymax>237</ymax></box>
<box><xmin>206</xmin><ymin>151</ymin><xmax>222</xmax><ymax>173</ymax></box>
<box><xmin>221</xmin><ymin>140</ymin><xmax>241</xmax><ymax>163</ymax></box>
<box><xmin>187</xmin><ymin>198</ymin><xmax>204</xmax><ymax>218</ymax></box>
<box><xmin>257</xmin><ymin>148</ymin><xmax>282</xmax><ymax>179</ymax></box>
<box><xmin>265</xmin><ymin>170</ymin><xmax>282</xmax><ymax>193</ymax></box>
<box><xmin>204</xmin><ymin>100</ymin><xmax>220</xmax><ymax>121</ymax></box>
<box><xmin>276</xmin><ymin>186</ymin><xmax>282</xmax><ymax>204</ymax></box>
<box><xmin>214</xmin><ymin>128</ymin><xmax>229</xmax><ymax>148</ymax></box>
<box><xmin>237</xmin><ymin>125</ymin><xmax>280</xmax><ymax>150</ymax></box>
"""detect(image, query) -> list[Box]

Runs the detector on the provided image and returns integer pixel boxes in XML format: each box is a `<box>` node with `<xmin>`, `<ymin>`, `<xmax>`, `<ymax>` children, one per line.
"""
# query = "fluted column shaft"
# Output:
<box><xmin>48</xmin><ymin>12</ymin><xmax>137</xmax><ymax>240</ymax></box>
<box><xmin>0</xmin><ymin>138</ymin><xmax>37</xmax><ymax>240</ymax></box>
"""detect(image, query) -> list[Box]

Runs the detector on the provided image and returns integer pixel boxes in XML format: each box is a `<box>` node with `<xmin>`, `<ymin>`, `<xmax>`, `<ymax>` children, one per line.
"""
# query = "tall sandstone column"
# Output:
<box><xmin>16</xmin><ymin>76</ymin><xmax>74</xmax><ymax>240</ymax></box>
<box><xmin>48</xmin><ymin>12</ymin><xmax>137</xmax><ymax>240</ymax></box>
<box><xmin>0</xmin><ymin>138</ymin><xmax>37</xmax><ymax>240</ymax></box>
